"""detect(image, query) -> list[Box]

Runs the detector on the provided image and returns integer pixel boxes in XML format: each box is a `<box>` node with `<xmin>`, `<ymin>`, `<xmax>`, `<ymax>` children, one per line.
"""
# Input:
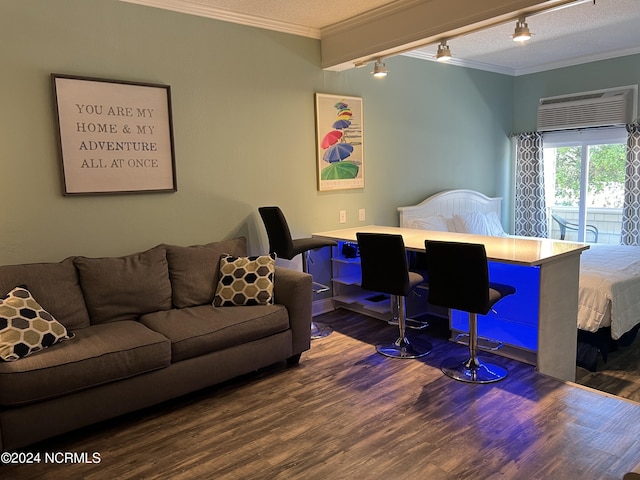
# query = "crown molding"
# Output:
<box><xmin>513</xmin><ymin>46</ymin><xmax>640</xmax><ymax>76</ymax></box>
<box><xmin>405</xmin><ymin>45</ymin><xmax>640</xmax><ymax>77</ymax></box>
<box><xmin>119</xmin><ymin>0</ymin><xmax>322</xmax><ymax>39</ymax></box>
<box><xmin>403</xmin><ymin>49</ymin><xmax>517</xmax><ymax>76</ymax></box>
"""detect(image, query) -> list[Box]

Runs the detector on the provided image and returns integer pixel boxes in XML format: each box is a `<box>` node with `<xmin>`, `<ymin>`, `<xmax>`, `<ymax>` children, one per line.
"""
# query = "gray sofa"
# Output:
<box><xmin>0</xmin><ymin>237</ymin><xmax>312</xmax><ymax>450</ymax></box>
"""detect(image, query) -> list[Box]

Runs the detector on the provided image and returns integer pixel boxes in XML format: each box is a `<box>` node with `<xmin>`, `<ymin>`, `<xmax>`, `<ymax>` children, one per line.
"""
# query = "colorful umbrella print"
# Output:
<box><xmin>321</xmin><ymin>130</ymin><xmax>343</xmax><ymax>149</ymax></box>
<box><xmin>332</xmin><ymin>119</ymin><xmax>351</xmax><ymax>129</ymax></box>
<box><xmin>321</xmin><ymin>161</ymin><xmax>359</xmax><ymax>180</ymax></box>
<box><xmin>319</xmin><ymin>99</ymin><xmax>360</xmax><ymax>180</ymax></box>
<box><xmin>323</xmin><ymin>143</ymin><xmax>354</xmax><ymax>163</ymax></box>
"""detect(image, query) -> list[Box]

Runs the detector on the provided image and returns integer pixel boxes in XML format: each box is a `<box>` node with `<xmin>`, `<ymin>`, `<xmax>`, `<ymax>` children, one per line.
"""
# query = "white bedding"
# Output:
<box><xmin>398</xmin><ymin>189</ymin><xmax>640</xmax><ymax>340</ymax></box>
<box><xmin>579</xmin><ymin>244</ymin><xmax>640</xmax><ymax>339</ymax></box>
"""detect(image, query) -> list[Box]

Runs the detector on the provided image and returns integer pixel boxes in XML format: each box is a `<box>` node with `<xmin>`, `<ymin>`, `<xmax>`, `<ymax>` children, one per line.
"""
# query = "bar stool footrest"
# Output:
<box><xmin>387</xmin><ymin>317</ymin><xmax>429</xmax><ymax>330</ymax></box>
<box><xmin>312</xmin><ymin>281</ymin><xmax>330</xmax><ymax>294</ymax></box>
<box><xmin>453</xmin><ymin>333</ymin><xmax>503</xmax><ymax>351</ymax></box>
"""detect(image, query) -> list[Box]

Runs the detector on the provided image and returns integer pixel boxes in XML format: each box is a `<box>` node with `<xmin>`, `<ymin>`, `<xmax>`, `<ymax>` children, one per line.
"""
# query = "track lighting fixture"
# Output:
<box><xmin>512</xmin><ymin>17</ymin><xmax>532</xmax><ymax>42</ymax></box>
<box><xmin>372</xmin><ymin>59</ymin><xmax>387</xmax><ymax>78</ymax></box>
<box><xmin>436</xmin><ymin>41</ymin><xmax>452</xmax><ymax>62</ymax></box>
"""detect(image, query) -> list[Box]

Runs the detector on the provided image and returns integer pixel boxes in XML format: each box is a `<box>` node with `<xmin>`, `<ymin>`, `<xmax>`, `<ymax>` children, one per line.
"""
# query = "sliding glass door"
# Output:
<box><xmin>543</xmin><ymin>128</ymin><xmax>626</xmax><ymax>244</ymax></box>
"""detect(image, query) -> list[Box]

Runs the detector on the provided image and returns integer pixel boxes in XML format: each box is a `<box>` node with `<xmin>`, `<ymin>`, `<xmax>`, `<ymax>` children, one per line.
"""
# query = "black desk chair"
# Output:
<box><xmin>425</xmin><ymin>240</ymin><xmax>515</xmax><ymax>383</ymax></box>
<box><xmin>258</xmin><ymin>206</ymin><xmax>337</xmax><ymax>339</ymax></box>
<box><xmin>357</xmin><ymin>232</ymin><xmax>432</xmax><ymax>359</ymax></box>
<box><xmin>552</xmin><ymin>214</ymin><xmax>599</xmax><ymax>243</ymax></box>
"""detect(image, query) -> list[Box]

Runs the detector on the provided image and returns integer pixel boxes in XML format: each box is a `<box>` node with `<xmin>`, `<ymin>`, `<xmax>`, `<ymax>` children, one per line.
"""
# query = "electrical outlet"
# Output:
<box><xmin>359</xmin><ymin>209</ymin><xmax>366</xmax><ymax>222</ymax></box>
<box><xmin>339</xmin><ymin>210</ymin><xmax>347</xmax><ymax>224</ymax></box>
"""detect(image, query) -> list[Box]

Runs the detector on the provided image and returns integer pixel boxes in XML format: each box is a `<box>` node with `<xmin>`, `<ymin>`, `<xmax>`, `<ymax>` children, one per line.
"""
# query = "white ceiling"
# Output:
<box><xmin>122</xmin><ymin>0</ymin><xmax>640</xmax><ymax>75</ymax></box>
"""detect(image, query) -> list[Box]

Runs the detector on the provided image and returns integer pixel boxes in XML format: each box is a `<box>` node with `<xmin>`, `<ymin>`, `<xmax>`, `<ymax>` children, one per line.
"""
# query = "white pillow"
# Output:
<box><xmin>485</xmin><ymin>211</ymin><xmax>508</xmax><ymax>237</ymax></box>
<box><xmin>453</xmin><ymin>212</ymin><xmax>483</xmax><ymax>234</ymax></box>
<box><xmin>451</xmin><ymin>214</ymin><xmax>468</xmax><ymax>233</ymax></box>
<box><xmin>443</xmin><ymin>216</ymin><xmax>458</xmax><ymax>232</ymax></box>
<box><xmin>453</xmin><ymin>211</ymin><xmax>507</xmax><ymax>237</ymax></box>
<box><xmin>408</xmin><ymin>215</ymin><xmax>449</xmax><ymax>232</ymax></box>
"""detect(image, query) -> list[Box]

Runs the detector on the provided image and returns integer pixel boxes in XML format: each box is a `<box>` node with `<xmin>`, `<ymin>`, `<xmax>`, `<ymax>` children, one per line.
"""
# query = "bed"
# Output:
<box><xmin>398</xmin><ymin>189</ymin><xmax>640</xmax><ymax>370</ymax></box>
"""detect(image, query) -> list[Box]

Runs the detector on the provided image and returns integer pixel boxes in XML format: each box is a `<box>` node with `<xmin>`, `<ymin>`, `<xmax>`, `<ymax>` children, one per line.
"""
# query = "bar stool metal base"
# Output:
<box><xmin>442</xmin><ymin>310</ymin><xmax>507</xmax><ymax>383</ymax></box>
<box><xmin>310</xmin><ymin>321</ymin><xmax>332</xmax><ymax>339</ymax></box>
<box><xmin>376</xmin><ymin>336</ymin><xmax>431</xmax><ymax>359</ymax></box>
<box><xmin>441</xmin><ymin>355</ymin><xmax>507</xmax><ymax>383</ymax></box>
<box><xmin>376</xmin><ymin>294</ymin><xmax>432</xmax><ymax>359</ymax></box>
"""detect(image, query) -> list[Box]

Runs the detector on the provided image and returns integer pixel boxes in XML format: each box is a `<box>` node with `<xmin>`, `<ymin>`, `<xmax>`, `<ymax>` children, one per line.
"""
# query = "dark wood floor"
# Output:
<box><xmin>4</xmin><ymin>309</ymin><xmax>640</xmax><ymax>479</ymax></box>
<box><xmin>576</xmin><ymin>332</ymin><xmax>640</xmax><ymax>403</ymax></box>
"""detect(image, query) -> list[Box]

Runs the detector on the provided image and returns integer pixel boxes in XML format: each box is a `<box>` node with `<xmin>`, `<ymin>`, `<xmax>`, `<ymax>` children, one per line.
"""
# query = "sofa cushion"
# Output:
<box><xmin>74</xmin><ymin>245</ymin><xmax>173</xmax><ymax>324</ymax></box>
<box><xmin>164</xmin><ymin>238</ymin><xmax>247</xmax><ymax>308</ymax></box>
<box><xmin>213</xmin><ymin>254</ymin><xmax>275</xmax><ymax>307</ymax></box>
<box><xmin>0</xmin><ymin>257</ymin><xmax>90</xmax><ymax>330</ymax></box>
<box><xmin>140</xmin><ymin>303</ymin><xmax>289</xmax><ymax>362</ymax></box>
<box><xmin>0</xmin><ymin>287</ymin><xmax>73</xmax><ymax>361</ymax></box>
<box><xmin>0</xmin><ymin>321</ymin><xmax>171</xmax><ymax>406</ymax></box>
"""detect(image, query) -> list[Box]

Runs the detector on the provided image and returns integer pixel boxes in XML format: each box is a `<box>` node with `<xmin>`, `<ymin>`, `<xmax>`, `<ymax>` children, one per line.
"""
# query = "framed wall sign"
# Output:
<box><xmin>315</xmin><ymin>93</ymin><xmax>364</xmax><ymax>191</ymax></box>
<box><xmin>52</xmin><ymin>74</ymin><xmax>177</xmax><ymax>195</ymax></box>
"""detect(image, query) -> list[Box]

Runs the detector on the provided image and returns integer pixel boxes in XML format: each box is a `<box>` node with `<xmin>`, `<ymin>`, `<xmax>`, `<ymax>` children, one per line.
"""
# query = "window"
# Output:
<box><xmin>543</xmin><ymin>127</ymin><xmax>627</xmax><ymax>244</ymax></box>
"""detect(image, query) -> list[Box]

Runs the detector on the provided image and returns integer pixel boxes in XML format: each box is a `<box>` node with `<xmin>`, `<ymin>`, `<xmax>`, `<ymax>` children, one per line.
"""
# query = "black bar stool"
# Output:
<box><xmin>425</xmin><ymin>239</ymin><xmax>515</xmax><ymax>383</ymax></box>
<box><xmin>357</xmin><ymin>232</ymin><xmax>432</xmax><ymax>359</ymax></box>
<box><xmin>258</xmin><ymin>206</ymin><xmax>336</xmax><ymax>339</ymax></box>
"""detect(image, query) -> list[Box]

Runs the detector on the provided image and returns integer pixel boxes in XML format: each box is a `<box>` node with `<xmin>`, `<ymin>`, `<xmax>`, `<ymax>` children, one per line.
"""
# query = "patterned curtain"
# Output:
<box><xmin>621</xmin><ymin>124</ymin><xmax>640</xmax><ymax>246</ymax></box>
<box><xmin>514</xmin><ymin>132</ymin><xmax>548</xmax><ymax>237</ymax></box>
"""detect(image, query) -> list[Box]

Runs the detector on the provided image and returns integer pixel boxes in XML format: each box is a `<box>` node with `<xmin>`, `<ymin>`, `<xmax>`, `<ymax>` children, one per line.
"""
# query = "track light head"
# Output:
<box><xmin>372</xmin><ymin>59</ymin><xmax>387</xmax><ymax>77</ymax></box>
<box><xmin>436</xmin><ymin>41</ymin><xmax>452</xmax><ymax>62</ymax></box>
<box><xmin>512</xmin><ymin>17</ymin><xmax>532</xmax><ymax>42</ymax></box>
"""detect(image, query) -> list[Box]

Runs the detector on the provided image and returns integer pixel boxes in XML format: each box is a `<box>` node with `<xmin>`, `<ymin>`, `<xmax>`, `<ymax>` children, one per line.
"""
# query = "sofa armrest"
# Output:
<box><xmin>273</xmin><ymin>266</ymin><xmax>312</xmax><ymax>356</ymax></box>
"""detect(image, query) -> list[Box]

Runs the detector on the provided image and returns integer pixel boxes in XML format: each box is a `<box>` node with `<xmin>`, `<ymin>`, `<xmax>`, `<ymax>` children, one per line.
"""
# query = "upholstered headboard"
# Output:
<box><xmin>397</xmin><ymin>189</ymin><xmax>502</xmax><ymax>228</ymax></box>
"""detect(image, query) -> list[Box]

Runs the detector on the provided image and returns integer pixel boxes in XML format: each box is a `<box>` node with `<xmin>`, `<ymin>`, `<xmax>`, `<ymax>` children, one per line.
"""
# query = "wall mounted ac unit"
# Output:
<box><xmin>537</xmin><ymin>86</ymin><xmax>637</xmax><ymax>131</ymax></box>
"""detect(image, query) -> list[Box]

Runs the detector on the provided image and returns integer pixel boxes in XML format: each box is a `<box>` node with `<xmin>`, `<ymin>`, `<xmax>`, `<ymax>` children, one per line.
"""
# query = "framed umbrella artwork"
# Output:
<box><xmin>314</xmin><ymin>93</ymin><xmax>364</xmax><ymax>191</ymax></box>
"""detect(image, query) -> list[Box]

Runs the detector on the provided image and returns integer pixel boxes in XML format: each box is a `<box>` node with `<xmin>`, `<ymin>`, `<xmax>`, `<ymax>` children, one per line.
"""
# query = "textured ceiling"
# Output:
<box><xmin>122</xmin><ymin>0</ymin><xmax>640</xmax><ymax>75</ymax></box>
<box><xmin>409</xmin><ymin>0</ymin><xmax>640</xmax><ymax>75</ymax></box>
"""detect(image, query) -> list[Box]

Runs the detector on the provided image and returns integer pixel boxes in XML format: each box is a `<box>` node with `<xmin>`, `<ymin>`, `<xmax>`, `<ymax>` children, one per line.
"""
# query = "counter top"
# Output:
<box><xmin>312</xmin><ymin>225</ymin><xmax>589</xmax><ymax>267</ymax></box>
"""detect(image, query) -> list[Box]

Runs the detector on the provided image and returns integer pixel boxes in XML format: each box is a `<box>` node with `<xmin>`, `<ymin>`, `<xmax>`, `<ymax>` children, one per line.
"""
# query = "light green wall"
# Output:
<box><xmin>341</xmin><ymin>58</ymin><xmax>514</xmax><ymax>221</ymax></box>
<box><xmin>1</xmin><ymin>0</ymin><xmax>512</xmax><ymax>264</ymax></box>
<box><xmin>513</xmin><ymin>54</ymin><xmax>640</xmax><ymax>133</ymax></box>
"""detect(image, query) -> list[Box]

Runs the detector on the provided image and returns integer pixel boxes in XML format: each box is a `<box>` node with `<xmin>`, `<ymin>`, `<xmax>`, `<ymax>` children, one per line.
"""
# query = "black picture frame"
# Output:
<box><xmin>52</xmin><ymin>74</ymin><xmax>177</xmax><ymax>195</ymax></box>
